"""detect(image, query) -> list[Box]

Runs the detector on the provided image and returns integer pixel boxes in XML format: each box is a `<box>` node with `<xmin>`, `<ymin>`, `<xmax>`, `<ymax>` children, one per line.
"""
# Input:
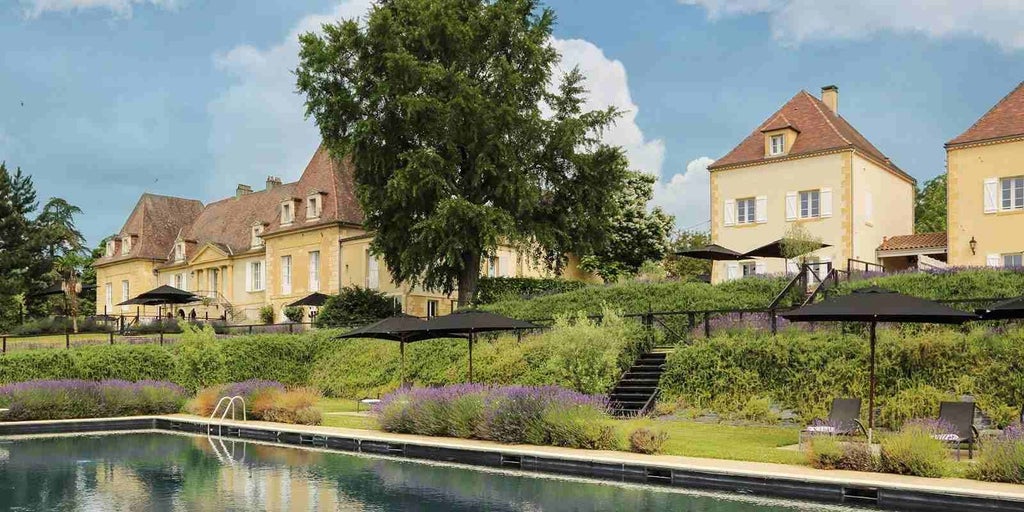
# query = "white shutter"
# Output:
<box><xmin>260</xmin><ymin>260</ymin><xmax>266</xmax><ymax>291</ymax></box>
<box><xmin>282</xmin><ymin>256</ymin><xmax>292</xmax><ymax>294</ymax></box>
<box><xmin>755</xmin><ymin>195</ymin><xmax>768</xmax><ymax>224</ymax></box>
<box><xmin>820</xmin><ymin>188</ymin><xmax>833</xmax><ymax>218</ymax></box>
<box><xmin>787</xmin><ymin>259</ymin><xmax>800</xmax><ymax>275</ymax></box>
<box><xmin>724</xmin><ymin>199</ymin><xmax>736</xmax><ymax>226</ymax></box>
<box><xmin>245</xmin><ymin>263</ymin><xmax>253</xmax><ymax>292</ymax></box>
<box><xmin>182</xmin><ymin>273</ymin><xmax>188</xmax><ymax>291</ymax></box>
<box><xmin>755</xmin><ymin>260</ymin><xmax>767</xmax><ymax>275</ymax></box>
<box><xmin>726</xmin><ymin>262</ymin><xmax>739</xmax><ymax>281</ymax></box>
<box><xmin>368</xmin><ymin>255</ymin><xmax>380</xmax><ymax>289</ymax></box>
<box><xmin>984</xmin><ymin>178</ymin><xmax>998</xmax><ymax>214</ymax></box>
<box><xmin>987</xmin><ymin>254</ymin><xmax>1001</xmax><ymax>267</ymax></box>
<box><xmin>785</xmin><ymin>192</ymin><xmax>798</xmax><ymax>221</ymax></box>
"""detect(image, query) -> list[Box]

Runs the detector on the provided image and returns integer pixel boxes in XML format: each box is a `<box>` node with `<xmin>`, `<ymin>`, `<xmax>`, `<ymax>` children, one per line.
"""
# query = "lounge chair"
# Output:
<box><xmin>933</xmin><ymin>401</ymin><xmax>980</xmax><ymax>460</ymax></box>
<box><xmin>800</xmin><ymin>398</ymin><xmax>866</xmax><ymax>446</ymax></box>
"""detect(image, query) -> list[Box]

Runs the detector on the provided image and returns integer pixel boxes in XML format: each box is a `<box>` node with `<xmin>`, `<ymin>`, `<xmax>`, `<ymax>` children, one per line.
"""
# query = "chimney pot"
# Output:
<box><xmin>266</xmin><ymin>176</ymin><xmax>282</xmax><ymax>190</ymax></box>
<box><xmin>821</xmin><ymin>85</ymin><xmax>839</xmax><ymax>114</ymax></box>
<box><xmin>236</xmin><ymin>184</ymin><xmax>252</xmax><ymax>198</ymax></box>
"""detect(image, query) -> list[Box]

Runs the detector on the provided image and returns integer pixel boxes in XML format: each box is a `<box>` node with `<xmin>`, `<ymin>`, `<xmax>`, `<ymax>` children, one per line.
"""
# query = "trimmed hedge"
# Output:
<box><xmin>474</xmin><ymin>277</ymin><xmax>586</xmax><ymax>305</ymax></box>
<box><xmin>841</xmin><ymin>268</ymin><xmax>1024</xmax><ymax>303</ymax></box>
<box><xmin>661</xmin><ymin>326</ymin><xmax>1024</xmax><ymax>428</ymax></box>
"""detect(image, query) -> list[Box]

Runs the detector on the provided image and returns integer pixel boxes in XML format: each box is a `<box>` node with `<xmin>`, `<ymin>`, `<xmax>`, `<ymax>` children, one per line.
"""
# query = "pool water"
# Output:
<box><xmin>0</xmin><ymin>432</ymin><xmax>859</xmax><ymax>511</ymax></box>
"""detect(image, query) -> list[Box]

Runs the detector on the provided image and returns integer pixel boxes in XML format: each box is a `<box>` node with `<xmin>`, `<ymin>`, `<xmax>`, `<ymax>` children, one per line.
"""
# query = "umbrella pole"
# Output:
<box><xmin>400</xmin><ymin>339</ymin><xmax>406</xmax><ymax>388</ymax></box>
<box><xmin>869</xmin><ymin>321</ymin><xmax>877</xmax><ymax>444</ymax></box>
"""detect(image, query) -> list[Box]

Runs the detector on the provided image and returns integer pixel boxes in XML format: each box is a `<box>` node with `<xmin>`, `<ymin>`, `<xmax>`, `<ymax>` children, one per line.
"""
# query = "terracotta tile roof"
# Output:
<box><xmin>877</xmin><ymin>232</ymin><xmax>948</xmax><ymax>252</ymax></box>
<box><xmin>947</xmin><ymin>81</ymin><xmax>1024</xmax><ymax>147</ymax></box>
<box><xmin>709</xmin><ymin>90</ymin><xmax>908</xmax><ymax>181</ymax></box>
<box><xmin>97</xmin><ymin>145</ymin><xmax>364</xmax><ymax>268</ymax></box>
<box><xmin>95</xmin><ymin>194</ymin><xmax>204</xmax><ymax>265</ymax></box>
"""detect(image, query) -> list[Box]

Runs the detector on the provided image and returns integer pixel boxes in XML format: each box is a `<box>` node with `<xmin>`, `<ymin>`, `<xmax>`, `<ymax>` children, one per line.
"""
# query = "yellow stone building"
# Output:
<box><xmin>93</xmin><ymin>146</ymin><xmax>547</xmax><ymax>322</ymax></box>
<box><xmin>946</xmin><ymin>81</ymin><xmax>1024</xmax><ymax>268</ymax></box>
<box><xmin>707</xmin><ymin>86</ymin><xmax>917</xmax><ymax>283</ymax></box>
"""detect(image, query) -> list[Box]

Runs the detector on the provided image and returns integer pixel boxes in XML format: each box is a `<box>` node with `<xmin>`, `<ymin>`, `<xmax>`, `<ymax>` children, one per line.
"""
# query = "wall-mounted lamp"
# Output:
<box><xmin>969</xmin><ymin>236</ymin><xmax>978</xmax><ymax>255</ymax></box>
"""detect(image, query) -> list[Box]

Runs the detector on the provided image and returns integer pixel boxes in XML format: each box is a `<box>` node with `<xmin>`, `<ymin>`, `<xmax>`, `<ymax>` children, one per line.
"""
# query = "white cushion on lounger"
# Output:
<box><xmin>360</xmin><ymin>398</ymin><xmax>381</xmax><ymax>405</ymax></box>
<box><xmin>932</xmin><ymin>433</ymin><xmax>961</xmax><ymax>442</ymax></box>
<box><xmin>805</xmin><ymin>425</ymin><xmax>837</xmax><ymax>433</ymax></box>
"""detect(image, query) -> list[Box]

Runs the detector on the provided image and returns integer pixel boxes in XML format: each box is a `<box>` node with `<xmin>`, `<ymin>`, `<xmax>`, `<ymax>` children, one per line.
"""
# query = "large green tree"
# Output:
<box><xmin>663</xmin><ymin>229</ymin><xmax>712</xmax><ymax>282</ymax></box>
<box><xmin>296</xmin><ymin>0</ymin><xmax>631</xmax><ymax>305</ymax></box>
<box><xmin>0</xmin><ymin>163</ymin><xmax>39</xmax><ymax>329</ymax></box>
<box><xmin>915</xmin><ymin>173</ymin><xmax>946</xmax><ymax>234</ymax></box>
<box><xmin>578</xmin><ymin>171</ymin><xmax>673</xmax><ymax>281</ymax></box>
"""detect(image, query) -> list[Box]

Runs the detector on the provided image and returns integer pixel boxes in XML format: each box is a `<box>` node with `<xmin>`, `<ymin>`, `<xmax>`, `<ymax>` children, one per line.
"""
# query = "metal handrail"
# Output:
<box><xmin>208</xmin><ymin>395</ymin><xmax>247</xmax><ymax>436</ymax></box>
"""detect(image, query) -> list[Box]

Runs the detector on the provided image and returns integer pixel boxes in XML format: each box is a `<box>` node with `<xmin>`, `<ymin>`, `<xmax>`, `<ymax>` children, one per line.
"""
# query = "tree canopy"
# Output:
<box><xmin>663</xmin><ymin>229</ymin><xmax>712</xmax><ymax>282</ymax></box>
<box><xmin>915</xmin><ymin>173</ymin><xmax>947</xmax><ymax>234</ymax></box>
<box><xmin>296</xmin><ymin>0</ymin><xmax>632</xmax><ymax>305</ymax></box>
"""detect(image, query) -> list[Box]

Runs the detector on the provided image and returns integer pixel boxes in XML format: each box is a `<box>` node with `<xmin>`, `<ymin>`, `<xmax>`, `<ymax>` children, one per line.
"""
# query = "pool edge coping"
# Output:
<box><xmin>2</xmin><ymin>415</ymin><xmax>1022</xmax><ymax>512</ymax></box>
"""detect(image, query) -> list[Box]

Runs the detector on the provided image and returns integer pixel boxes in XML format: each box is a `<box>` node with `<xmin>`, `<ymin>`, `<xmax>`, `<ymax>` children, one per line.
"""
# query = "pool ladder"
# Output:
<box><xmin>208</xmin><ymin>395</ymin><xmax>247</xmax><ymax>437</ymax></box>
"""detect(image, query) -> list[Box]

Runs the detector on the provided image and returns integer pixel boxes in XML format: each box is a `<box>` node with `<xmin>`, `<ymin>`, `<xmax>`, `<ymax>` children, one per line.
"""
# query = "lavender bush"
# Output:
<box><xmin>375</xmin><ymin>384</ymin><xmax>618</xmax><ymax>449</ymax></box>
<box><xmin>0</xmin><ymin>379</ymin><xmax>186</xmax><ymax>421</ymax></box>
<box><xmin>968</xmin><ymin>424</ymin><xmax>1024</xmax><ymax>483</ymax></box>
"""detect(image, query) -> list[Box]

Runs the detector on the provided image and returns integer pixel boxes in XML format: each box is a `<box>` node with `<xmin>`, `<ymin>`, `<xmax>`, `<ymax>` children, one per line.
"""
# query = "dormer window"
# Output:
<box><xmin>251</xmin><ymin>224</ymin><xmax>265</xmax><ymax>248</ymax></box>
<box><xmin>306</xmin><ymin>194</ymin><xmax>322</xmax><ymax>219</ymax></box>
<box><xmin>769</xmin><ymin>134</ymin><xmax>786</xmax><ymax>156</ymax></box>
<box><xmin>105</xmin><ymin>240</ymin><xmax>115</xmax><ymax>257</ymax></box>
<box><xmin>281</xmin><ymin>201</ymin><xmax>295</xmax><ymax>225</ymax></box>
<box><xmin>174</xmin><ymin>241</ymin><xmax>185</xmax><ymax>262</ymax></box>
<box><xmin>122</xmin><ymin>236</ymin><xmax>132</xmax><ymax>254</ymax></box>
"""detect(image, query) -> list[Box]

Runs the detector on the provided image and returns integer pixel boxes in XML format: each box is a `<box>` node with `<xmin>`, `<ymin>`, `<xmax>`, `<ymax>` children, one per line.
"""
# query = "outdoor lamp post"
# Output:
<box><xmin>969</xmin><ymin>236</ymin><xmax>978</xmax><ymax>255</ymax></box>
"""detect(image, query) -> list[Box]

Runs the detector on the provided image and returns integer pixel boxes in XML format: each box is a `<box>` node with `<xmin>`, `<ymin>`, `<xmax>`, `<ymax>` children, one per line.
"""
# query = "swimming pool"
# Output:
<box><xmin>0</xmin><ymin>432</ymin><xmax>863</xmax><ymax>511</ymax></box>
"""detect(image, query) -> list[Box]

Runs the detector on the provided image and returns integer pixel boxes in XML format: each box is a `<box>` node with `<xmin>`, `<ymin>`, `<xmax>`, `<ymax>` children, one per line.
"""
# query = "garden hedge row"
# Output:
<box><xmin>473</xmin><ymin>277</ymin><xmax>586</xmax><ymax>305</ymax></box>
<box><xmin>660</xmin><ymin>325</ymin><xmax>1024</xmax><ymax>428</ymax></box>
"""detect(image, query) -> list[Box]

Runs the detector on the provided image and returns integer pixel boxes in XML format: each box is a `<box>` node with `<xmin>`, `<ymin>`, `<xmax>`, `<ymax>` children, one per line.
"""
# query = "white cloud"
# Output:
<box><xmin>206</xmin><ymin>0</ymin><xmax>373</xmax><ymax>196</ymax></box>
<box><xmin>679</xmin><ymin>0</ymin><xmax>1024</xmax><ymax>50</ymax></box>
<box><xmin>654</xmin><ymin>156</ymin><xmax>714</xmax><ymax>231</ymax></box>
<box><xmin>20</xmin><ymin>0</ymin><xmax>178</xmax><ymax>18</ymax></box>
<box><xmin>209</xmin><ymin>1</ymin><xmax>710</xmax><ymax>228</ymax></box>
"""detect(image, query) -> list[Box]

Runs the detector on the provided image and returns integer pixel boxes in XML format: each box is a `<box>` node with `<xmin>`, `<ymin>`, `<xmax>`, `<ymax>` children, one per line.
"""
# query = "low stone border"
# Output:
<box><xmin>2</xmin><ymin>416</ymin><xmax>1023</xmax><ymax>512</ymax></box>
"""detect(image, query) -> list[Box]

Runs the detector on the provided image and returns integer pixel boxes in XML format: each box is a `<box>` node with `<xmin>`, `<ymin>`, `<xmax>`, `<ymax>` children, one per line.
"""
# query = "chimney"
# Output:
<box><xmin>236</xmin><ymin>184</ymin><xmax>252</xmax><ymax>198</ymax></box>
<box><xmin>266</xmin><ymin>176</ymin><xmax>282</xmax><ymax>191</ymax></box>
<box><xmin>821</xmin><ymin>85</ymin><xmax>838</xmax><ymax>114</ymax></box>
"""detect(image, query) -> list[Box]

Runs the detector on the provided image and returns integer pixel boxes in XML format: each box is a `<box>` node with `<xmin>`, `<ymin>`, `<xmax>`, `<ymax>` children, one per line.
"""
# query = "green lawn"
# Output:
<box><xmin>315</xmin><ymin>396</ymin><xmax>804</xmax><ymax>465</ymax></box>
<box><xmin>0</xmin><ymin>332</ymin><xmax>168</xmax><ymax>351</ymax></box>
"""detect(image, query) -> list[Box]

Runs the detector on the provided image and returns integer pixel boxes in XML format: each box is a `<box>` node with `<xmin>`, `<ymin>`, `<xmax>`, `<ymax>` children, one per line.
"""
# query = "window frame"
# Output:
<box><xmin>735</xmin><ymin>197</ymin><xmax>756</xmax><ymax>224</ymax></box>
<box><xmin>281</xmin><ymin>202</ymin><xmax>294</xmax><ymax>225</ymax></box>
<box><xmin>799</xmin><ymin>189</ymin><xmax>821</xmax><ymax>219</ymax></box>
<box><xmin>251</xmin><ymin>225</ymin><xmax>264</xmax><ymax>248</ymax></box>
<box><xmin>251</xmin><ymin>261</ymin><xmax>264</xmax><ymax>291</ymax></box>
<box><xmin>1000</xmin><ymin>176</ymin><xmax>1024</xmax><ymax>211</ymax></box>
<box><xmin>104</xmin><ymin>282</ymin><xmax>113</xmax><ymax>310</ymax></box>
<box><xmin>740</xmin><ymin>261</ymin><xmax>757</xmax><ymax>277</ymax></box>
<box><xmin>306</xmin><ymin>195</ymin><xmax>321</xmax><ymax>219</ymax></box>
<box><xmin>1003</xmin><ymin>253</ymin><xmax>1023</xmax><ymax>268</ymax></box>
<box><xmin>308</xmin><ymin>250</ymin><xmax>321</xmax><ymax>292</ymax></box>
<box><xmin>769</xmin><ymin>134</ymin><xmax>786</xmax><ymax>156</ymax></box>
<box><xmin>426</xmin><ymin>299</ymin><xmax>439</xmax><ymax>318</ymax></box>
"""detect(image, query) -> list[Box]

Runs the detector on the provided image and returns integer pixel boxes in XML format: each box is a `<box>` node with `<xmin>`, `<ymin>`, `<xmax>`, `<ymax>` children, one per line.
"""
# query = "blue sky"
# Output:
<box><xmin>2</xmin><ymin>0</ymin><xmax>1024</xmax><ymax>246</ymax></box>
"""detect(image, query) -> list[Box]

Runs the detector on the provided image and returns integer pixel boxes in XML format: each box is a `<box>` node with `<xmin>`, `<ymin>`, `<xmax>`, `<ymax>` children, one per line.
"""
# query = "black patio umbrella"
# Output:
<box><xmin>675</xmin><ymin>244</ymin><xmax>746</xmax><ymax>261</ymax></box>
<box><xmin>743</xmin><ymin>238</ymin><xmax>831</xmax><ymax>259</ymax></box>
<box><xmin>423</xmin><ymin>311</ymin><xmax>542</xmax><ymax>382</ymax></box>
<box><xmin>781</xmin><ymin>287</ymin><xmax>977</xmax><ymax>437</ymax></box>
<box><xmin>27</xmin><ymin>282</ymin><xmax>97</xmax><ymax>298</ymax></box>
<box><xmin>117</xmin><ymin>285</ymin><xmax>200</xmax><ymax>306</ymax></box>
<box><xmin>976</xmin><ymin>296</ymin><xmax>1024</xmax><ymax>320</ymax></box>
<box><xmin>287</xmin><ymin>292</ymin><xmax>332</xmax><ymax>307</ymax></box>
<box><xmin>337</xmin><ymin>315</ymin><xmax>466</xmax><ymax>386</ymax></box>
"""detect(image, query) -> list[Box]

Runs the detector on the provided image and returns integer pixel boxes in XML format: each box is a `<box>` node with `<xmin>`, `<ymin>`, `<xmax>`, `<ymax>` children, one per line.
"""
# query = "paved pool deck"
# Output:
<box><xmin>2</xmin><ymin>414</ymin><xmax>1023</xmax><ymax>511</ymax></box>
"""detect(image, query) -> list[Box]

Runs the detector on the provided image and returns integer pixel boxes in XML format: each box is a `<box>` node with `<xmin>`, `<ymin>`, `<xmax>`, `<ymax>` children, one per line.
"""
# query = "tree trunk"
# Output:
<box><xmin>457</xmin><ymin>251</ymin><xmax>481</xmax><ymax>307</ymax></box>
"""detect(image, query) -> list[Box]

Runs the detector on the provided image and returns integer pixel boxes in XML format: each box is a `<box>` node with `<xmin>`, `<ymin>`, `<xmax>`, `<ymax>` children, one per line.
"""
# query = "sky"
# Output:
<box><xmin>3</xmin><ymin>0</ymin><xmax>1024</xmax><ymax>247</ymax></box>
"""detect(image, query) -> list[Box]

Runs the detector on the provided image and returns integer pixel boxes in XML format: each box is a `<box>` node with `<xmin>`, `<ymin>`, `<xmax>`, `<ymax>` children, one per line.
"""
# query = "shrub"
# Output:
<box><xmin>0</xmin><ymin>379</ymin><xmax>186</xmax><ymax>421</ymax></box>
<box><xmin>968</xmin><ymin>425</ymin><xmax>1024</xmax><ymax>483</ymax></box>
<box><xmin>314</xmin><ymin>286</ymin><xmax>401</xmax><ymax>328</ymax></box>
<box><xmin>877</xmin><ymin>386</ymin><xmax>955</xmax><ymax>431</ymax></box>
<box><xmin>10</xmin><ymin>316</ymin><xmax>112</xmax><ymax>336</ymax></box>
<box><xmin>878</xmin><ymin>423</ymin><xmax>951</xmax><ymax>478</ymax></box>
<box><xmin>806</xmin><ymin>437</ymin><xmax>874</xmax><ymax>471</ymax></box>
<box><xmin>737</xmin><ymin>395</ymin><xmax>777</xmax><ymax>424</ymax></box>
<box><xmin>259</xmin><ymin>305</ymin><xmax>275</xmax><ymax>324</ymax></box>
<box><xmin>130</xmin><ymin>318</ymin><xmax>183</xmax><ymax>334</ymax></box>
<box><xmin>189</xmin><ymin>380</ymin><xmax>320</xmax><ymax>425</ymax></box>
<box><xmin>546</xmin><ymin>309</ymin><xmax>649</xmax><ymax>394</ymax></box>
<box><xmin>283</xmin><ymin>306</ymin><xmax>305</xmax><ymax>323</ymax></box>
<box><xmin>375</xmin><ymin>385</ymin><xmax>615</xmax><ymax>450</ymax></box>
<box><xmin>174</xmin><ymin>323</ymin><xmax>224</xmax><ymax>392</ymax></box>
<box><xmin>474</xmin><ymin>277</ymin><xmax>586</xmax><ymax>305</ymax></box>
<box><xmin>629</xmin><ymin>428</ymin><xmax>669</xmax><ymax>454</ymax></box>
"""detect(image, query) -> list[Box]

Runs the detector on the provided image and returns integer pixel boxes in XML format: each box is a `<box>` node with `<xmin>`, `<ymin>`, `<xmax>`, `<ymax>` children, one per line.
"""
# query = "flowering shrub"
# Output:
<box><xmin>0</xmin><ymin>379</ymin><xmax>186</xmax><ymax>421</ymax></box>
<box><xmin>628</xmin><ymin>428</ymin><xmax>669</xmax><ymax>454</ymax></box>
<box><xmin>375</xmin><ymin>385</ymin><xmax>618</xmax><ymax>449</ymax></box>
<box><xmin>968</xmin><ymin>425</ymin><xmax>1024</xmax><ymax>483</ymax></box>
<box><xmin>805</xmin><ymin>436</ymin><xmax>874</xmax><ymax>471</ymax></box>
<box><xmin>878</xmin><ymin>422</ymin><xmax>951</xmax><ymax>478</ymax></box>
<box><xmin>188</xmin><ymin>380</ymin><xmax>320</xmax><ymax>425</ymax></box>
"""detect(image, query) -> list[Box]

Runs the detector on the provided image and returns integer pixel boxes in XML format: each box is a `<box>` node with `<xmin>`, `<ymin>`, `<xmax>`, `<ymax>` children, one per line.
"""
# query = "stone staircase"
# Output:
<box><xmin>609</xmin><ymin>347</ymin><xmax>671</xmax><ymax>417</ymax></box>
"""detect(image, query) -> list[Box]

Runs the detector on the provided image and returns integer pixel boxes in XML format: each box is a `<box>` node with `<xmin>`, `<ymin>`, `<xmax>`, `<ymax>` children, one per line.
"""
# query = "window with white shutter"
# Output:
<box><xmin>755</xmin><ymin>195</ymin><xmax>768</xmax><ymax>223</ymax></box>
<box><xmin>987</xmin><ymin>254</ymin><xmax>1001</xmax><ymax>267</ymax></box>
<box><xmin>308</xmin><ymin>251</ymin><xmax>320</xmax><ymax>292</ymax></box>
<box><xmin>736</xmin><ymin>197</ymin><xmax>756</xmax><ymax>224</ymax></box>
<box><xmin>820</xmin><ymin>188</ymin><xmax>833</xmax><ymax>218</ymax></box>
<box><xmin>754</xmin><ymin>260</ymin><xmax>766</xmax><ymax>275</ymax></box>
<box><xmin>724</xmin><ymin>199</ymin><xmax>736</xmax><ymax>226</ymax></box>
<box><xmin>984</xmin><ymin>178</ymin><xmax>998</xmax><ymax>214</ymax></box>
<box><xmin>1000</xmin><ymin>176</ymin><xmax>1024</xmax><ymax>211</ymax></box>
<box><xmin>785</xmin><ymin>192</ymin><xmax>798</xmax><ymax>221</ymax></box>
<box><xmin>281</xmin><ymin>255</ymin><xmax>292</xmax><ymax>294</ymax></box>
<box><xmin>367</xmin><ymin>251</ymin><xmax>380</xmax><ymax>289</ymax></box>
<box><xmin>726</xmin><ymin>262</ymin><xmax>740</xmax><ymax>281</ymax></box>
